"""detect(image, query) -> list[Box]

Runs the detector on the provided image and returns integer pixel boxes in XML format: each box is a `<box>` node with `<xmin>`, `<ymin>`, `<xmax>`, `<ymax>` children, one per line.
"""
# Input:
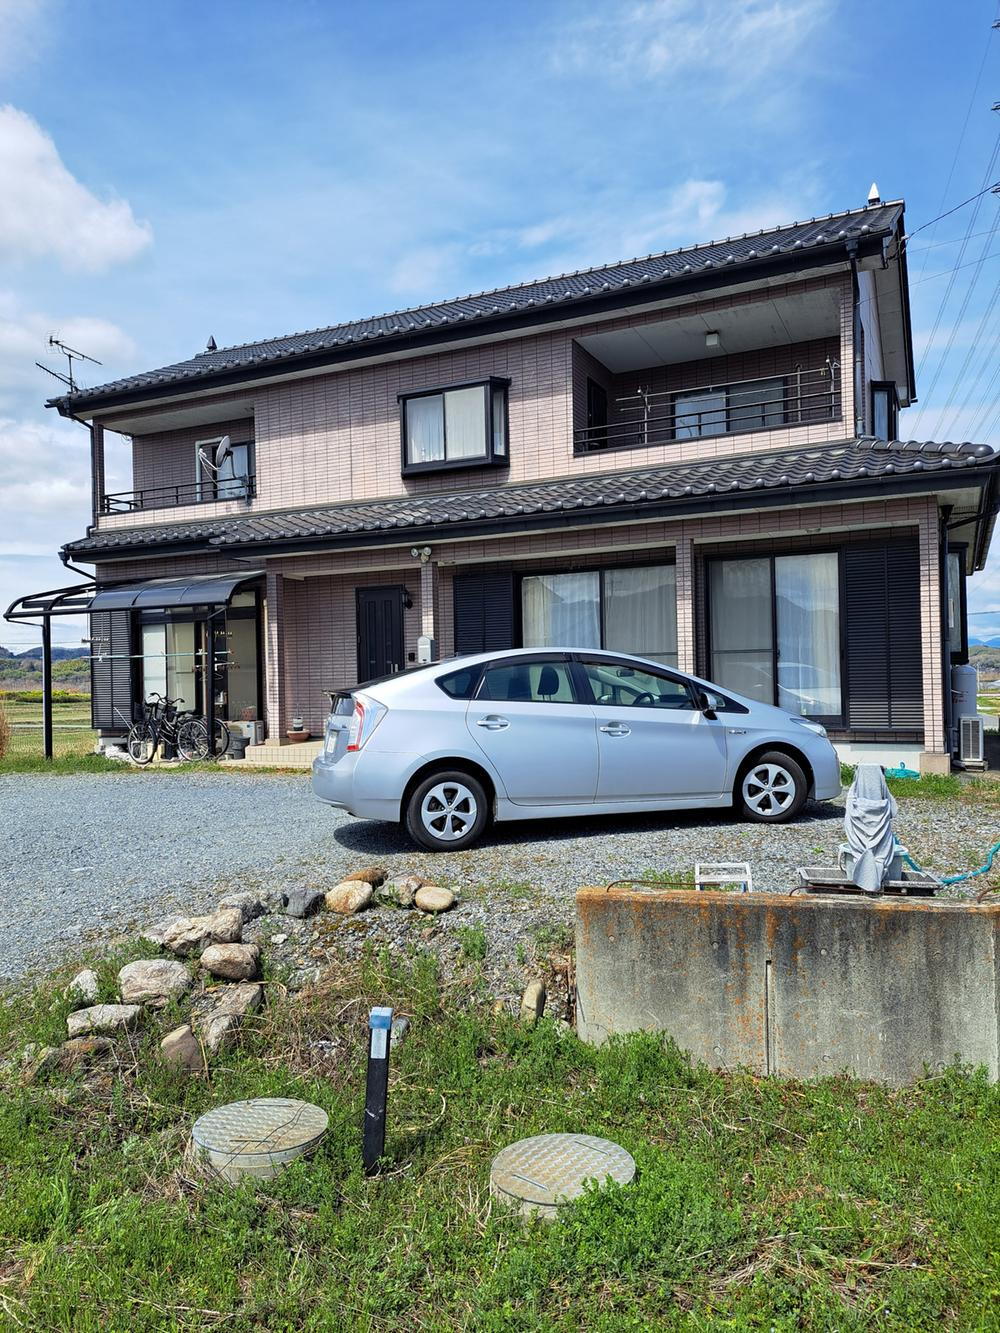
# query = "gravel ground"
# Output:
<box><xmin>1</xmin><ymin>772</ymin><xmax>995</xmax><ymax>1003</ymax></box>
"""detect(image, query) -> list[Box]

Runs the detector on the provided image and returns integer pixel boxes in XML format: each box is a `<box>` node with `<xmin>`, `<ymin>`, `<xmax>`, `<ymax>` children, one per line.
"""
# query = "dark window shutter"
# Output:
<box><xmin>90</xmin><ymin>610</ymin><xmax>133</xmax><ymax>730</ymax></box>
<box><xmin>844</xmin><ymin>541</ymin><xmax>922</xmax><ymax>731</ymax></box>
<box><xmin>453</xmin><ymin>573</ymin><xmax>515</xmax><ymax>654</ymax></box>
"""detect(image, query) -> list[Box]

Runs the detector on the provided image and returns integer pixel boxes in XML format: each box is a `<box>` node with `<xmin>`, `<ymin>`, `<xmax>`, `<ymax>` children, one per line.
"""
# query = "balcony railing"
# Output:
<box><xmin>574</xmin><ymin>364</ymin><xmax>841</xmax><ymax>455</ymax></box>
<box><xmin>101</xmin><ymin>475</ymin><xmax>256</xmax><ymax>515</ymax></box>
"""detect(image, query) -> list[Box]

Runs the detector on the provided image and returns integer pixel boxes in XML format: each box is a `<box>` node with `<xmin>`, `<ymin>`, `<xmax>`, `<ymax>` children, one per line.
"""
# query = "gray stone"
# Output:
<box><xmin>66</xmin><ymin>968</ymin><xmax>100</xmax><ymax>1005</ymax></box>
<box><xmin>160</xmin><ymin>1025</ymin><xmax>206</xmax><ymax>1074</ymax></box>
<box><xmin>377</xmin><ymin>875</ymin><xmax>424</xmax><ymax>908</ymax></box>
<box><xmin>200</xmin><ymin>943</ymin><xmax>260</xmax><ymax>981</ymax></box>
<box><xmin>520</xmin><ymin>980</ymin><xmax>546</xmax><ymax>1024</ymax></box>
<box><xmin>325</xmin><ymin>881</ymin><xmax>373</xmax><ymax>914</ymax></box>
<box><xmin>143</xmin><ymin>908</ymin><xmax>243</xmax><ymax>956</ymax></box>
<box><xmin>193</xmin><ymin>982</ymin><xmax>264</xmax><ymax>1055</ymax></box>
<box><xmin>414</xmin><ymin>885</ymin><xmax>455</xmax><ymax>914</ymax></box>
<box><xmin>218</xmin><ymin>891</ymin><xmax>270</xmax><ymax>921</ymax></box>
<box><xmin>67</xmin><ymin>1004</ymin><xmax>140</xmax><ymax>1038</ymax></box>
<box><xmin>118</xmin><ymin>958</ymin><xmax>191</xmax><ymax>1007</ymax></box>
<box><xmin>282</xmin><ymin>887</ymin><xmax>326</xmax><ymax>918</ymax></box>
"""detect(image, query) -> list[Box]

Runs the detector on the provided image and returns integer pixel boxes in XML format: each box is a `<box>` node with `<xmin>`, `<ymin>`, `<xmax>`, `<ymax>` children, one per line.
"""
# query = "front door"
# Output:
<box><xmin>577</xmin><ymin>657</ymin><xmax>729</xmax><ymax>800</ymax></box>
<box><xmin>357</xmin><ymin>587</ymin><xmax>405</xmax><ymax>681</ymax></box>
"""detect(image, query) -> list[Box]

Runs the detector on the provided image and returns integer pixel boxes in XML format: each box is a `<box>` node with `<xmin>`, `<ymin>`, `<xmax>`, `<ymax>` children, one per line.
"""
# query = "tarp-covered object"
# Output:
<box><xmin>843</xmin><ymin>765</ymin><xmax>898</xmax><ymax>893</ymax></box>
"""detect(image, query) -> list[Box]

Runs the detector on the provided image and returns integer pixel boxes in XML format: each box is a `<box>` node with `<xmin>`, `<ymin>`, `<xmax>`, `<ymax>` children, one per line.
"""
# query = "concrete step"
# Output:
<box><xmin>225</xmin><ymin>740</ymin><xmax>323</xmax><ymax>770</ymax></box>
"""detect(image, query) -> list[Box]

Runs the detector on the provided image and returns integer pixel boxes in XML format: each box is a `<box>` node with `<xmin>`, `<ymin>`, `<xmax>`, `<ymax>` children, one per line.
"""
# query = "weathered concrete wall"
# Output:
<box><xmin>575</xmin><ymin>889</ymin><xmax>1000</xmax><ymax>1084</ymax></box>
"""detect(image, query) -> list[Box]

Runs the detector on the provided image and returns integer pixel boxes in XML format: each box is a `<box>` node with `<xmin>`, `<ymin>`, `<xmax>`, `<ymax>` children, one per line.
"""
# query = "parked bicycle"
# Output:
<box><xmin>123</xmin><ymin>695</ymin><xmax>230</xmax><ymax>764</ymax></box>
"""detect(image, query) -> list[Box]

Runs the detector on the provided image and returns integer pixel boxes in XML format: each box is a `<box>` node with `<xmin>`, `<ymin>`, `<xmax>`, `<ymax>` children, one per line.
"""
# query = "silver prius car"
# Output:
<box><xmin>311</xmin><ymin>648</ymin><xmax>841</xmax><ymax>852</ymax></box>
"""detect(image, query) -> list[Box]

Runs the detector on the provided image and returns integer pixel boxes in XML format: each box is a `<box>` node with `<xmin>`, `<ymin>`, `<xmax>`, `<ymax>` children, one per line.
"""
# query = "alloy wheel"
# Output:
<box><xmin>420</xmin><ymin>781</ymin><xmax>478</xmax><ymax>842</ymax></box>
<box><xmin>741</xmin><ymin>762</ymin><xmax>796</xmax><ymax>816</ymax></box>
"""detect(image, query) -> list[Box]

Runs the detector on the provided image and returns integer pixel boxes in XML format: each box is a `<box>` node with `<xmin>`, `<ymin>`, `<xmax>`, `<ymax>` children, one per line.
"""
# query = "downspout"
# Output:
<box><xmin>939</xmin><ymin>506</ymin><xmax>953</xmax><ymax>758</ymax></box>
<box><xmin>845</xmin><ymin>240</ymin><xmax>866</xmax><ymax>436</ymax></box>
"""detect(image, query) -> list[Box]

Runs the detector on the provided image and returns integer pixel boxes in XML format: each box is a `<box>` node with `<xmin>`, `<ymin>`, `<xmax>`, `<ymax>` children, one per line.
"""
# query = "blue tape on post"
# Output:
<box><xmin>369</xmin><ymin>1007</ymin><xmax>393</xmax><ymax>1031</ymax></box>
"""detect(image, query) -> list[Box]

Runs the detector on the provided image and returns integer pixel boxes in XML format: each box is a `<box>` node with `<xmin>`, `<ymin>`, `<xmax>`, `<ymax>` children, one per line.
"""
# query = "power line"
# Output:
<box><xmin>931</xmin><ymin>273</ymin><xmax>1000</xmax><ymax>437</ymax></box>
<box><xmin>910</xmin><ymin>16</ymin><xmax>997</xmax><ymax>282</ymax></box>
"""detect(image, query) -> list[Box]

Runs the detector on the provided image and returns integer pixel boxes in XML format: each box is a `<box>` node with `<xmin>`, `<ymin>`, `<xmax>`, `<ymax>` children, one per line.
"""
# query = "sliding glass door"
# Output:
<box><xmin>709</xmin><ymin>553</ymin><xmax>842</xmax><ymax>720</ymax></box>
<box><xmin>521</xmin><ymin>564</ymin><xmax>677</xmax><ymax>665</ymax></box>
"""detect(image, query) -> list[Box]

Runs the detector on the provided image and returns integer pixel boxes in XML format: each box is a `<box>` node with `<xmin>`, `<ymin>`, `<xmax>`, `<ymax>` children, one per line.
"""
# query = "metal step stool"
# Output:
<box><xmin>694</xmin><ymin>862</ymin><xmax>753</xmax><ymax>893</ymax></box>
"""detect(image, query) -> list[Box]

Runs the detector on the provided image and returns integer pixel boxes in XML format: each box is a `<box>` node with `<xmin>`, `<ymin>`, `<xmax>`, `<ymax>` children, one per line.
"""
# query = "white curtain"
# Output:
<box><xmin>406</xmin><ymin>395</ymin><xmax>445</xmax><ymax>463</ymax></box>
<box><xmin>775</xmin><ymin>554</ymin><xmax>840</xmax><ymax>715</ymax></box>
<box><xmin>604</xmin><ymin>566</ymin><xmax>677</xmax><ymax>664</ymax></box>
<box><xmin>444</xmin><ymin>386</ymin><xmax>486</xmax><ymax>459</ymax></box>
<box><xmin>709</xmin><ymin>558</ymin><xmax>774</xmax><ymax>703</ymax></box>
<box><xmin>522</xmin><ymin>572</ymin><xmax>600</xmax><ymax>648</ymax></box>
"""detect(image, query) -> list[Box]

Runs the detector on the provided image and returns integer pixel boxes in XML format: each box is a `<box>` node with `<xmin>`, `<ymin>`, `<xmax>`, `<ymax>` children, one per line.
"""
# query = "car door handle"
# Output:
<box><xmin>599</xmin><ymin>723</ymin><xmax>631</xmax><ymax>736</ymax></box>
<box><xmin>476</xmin><ymin>715</ymin><xmax>510</xmax><ymax>730</ymax></box>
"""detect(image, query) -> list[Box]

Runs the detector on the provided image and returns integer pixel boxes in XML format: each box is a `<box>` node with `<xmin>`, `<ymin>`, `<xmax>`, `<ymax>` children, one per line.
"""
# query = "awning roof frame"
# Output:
<box><xmin>4</xmin><ymin>570</ymin><xmax>264</xmax><ymax>622</ymax></box>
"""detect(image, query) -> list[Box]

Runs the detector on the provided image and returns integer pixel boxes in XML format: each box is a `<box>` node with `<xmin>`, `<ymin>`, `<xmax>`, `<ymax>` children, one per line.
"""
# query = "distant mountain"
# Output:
<box><xmin>0</xmin><ymin>645</ymin><xmax>90</xmax><ymax>661</ymax></box>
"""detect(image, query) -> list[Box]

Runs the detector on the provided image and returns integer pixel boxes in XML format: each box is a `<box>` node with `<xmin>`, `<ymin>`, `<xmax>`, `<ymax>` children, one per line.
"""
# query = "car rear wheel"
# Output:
<box><xmin>737</xmin><ymin>751</ymin><xmax>808</xmax><ymax>823</ymax></box>
<box><xmin>404</xmin><ymin>770</ymin><xmax>489</xmax><ymax>851</ymax></box>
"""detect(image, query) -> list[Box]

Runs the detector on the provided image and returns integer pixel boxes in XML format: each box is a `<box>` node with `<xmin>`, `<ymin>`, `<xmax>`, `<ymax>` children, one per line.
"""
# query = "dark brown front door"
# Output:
<box><xmin>357</xmin><ymin>587</ymin><xmax>405</xmax><ymax>681</ymax></box>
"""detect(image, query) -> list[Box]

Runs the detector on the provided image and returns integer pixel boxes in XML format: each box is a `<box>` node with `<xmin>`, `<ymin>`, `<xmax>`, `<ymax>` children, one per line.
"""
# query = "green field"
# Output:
<box><xmin>0</xmin><ymin>693</ymin><xmax>98</xmax><ymax>768</ymax></box>
<box><xmin>0</xmin><ymin>946</ymin><xmax>997</xmax><ymax>1330</ymax></box>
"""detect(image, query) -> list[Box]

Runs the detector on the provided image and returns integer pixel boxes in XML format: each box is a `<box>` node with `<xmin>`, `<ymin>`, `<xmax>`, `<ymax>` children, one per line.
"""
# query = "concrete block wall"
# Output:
<box><xmin>575</xmin><ymin>888</ymin><xmax>1000</xmax><ymax>1084</ymax></box>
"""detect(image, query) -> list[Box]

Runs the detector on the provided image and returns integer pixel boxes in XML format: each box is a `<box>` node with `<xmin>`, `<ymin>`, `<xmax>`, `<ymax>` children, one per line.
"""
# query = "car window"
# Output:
<box><xmin>436</xmin><ymin>665</ymin><xmax>481</xmax><ymax>699</ymax></box>
<box><xmin>479</xmin><ymin>660</ymin><xmax>577</xmax><ymax>703</ymax></box>
<box><xmin>579</xmin><ymin>659</ymin><xmax>696</xmax><ymax>710</ymax></box>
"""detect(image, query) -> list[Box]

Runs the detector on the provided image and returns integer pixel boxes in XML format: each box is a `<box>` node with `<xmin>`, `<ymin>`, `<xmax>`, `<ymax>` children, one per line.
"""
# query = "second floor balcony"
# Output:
<box><xmin>101</xmin><ymin>474</ymin><xmax>256</xmax><ymax>515</ymax></box>
<box><xmin>574</xmin><ymin>362</ymin><xmax>842</xmax><ymax>455</ymax></box>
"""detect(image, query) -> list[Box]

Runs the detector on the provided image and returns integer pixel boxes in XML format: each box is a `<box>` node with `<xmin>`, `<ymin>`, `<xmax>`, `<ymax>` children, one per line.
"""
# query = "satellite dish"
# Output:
<box><xmin>215</xmin><ymin>435</ymin><xmax>232</xmax><ymax>467</ymax></box>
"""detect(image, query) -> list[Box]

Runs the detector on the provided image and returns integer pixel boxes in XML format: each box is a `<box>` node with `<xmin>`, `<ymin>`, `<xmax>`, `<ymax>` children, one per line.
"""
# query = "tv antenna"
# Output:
<box><xmin>35</xmin><ymin>336</ymin><xmax>102</xmax><ymax>393</ymax></box>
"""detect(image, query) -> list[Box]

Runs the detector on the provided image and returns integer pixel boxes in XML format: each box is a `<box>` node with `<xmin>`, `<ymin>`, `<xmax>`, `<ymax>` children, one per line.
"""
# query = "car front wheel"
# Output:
<box><xmin>736</xmin><ymin>751</ymin><xmax>808</xmax><ymax>823</ymax></box>
<box><xmin>404</xmin><ymin>770</ymin><xmax>489</xmax><ymax>851</ymax></box>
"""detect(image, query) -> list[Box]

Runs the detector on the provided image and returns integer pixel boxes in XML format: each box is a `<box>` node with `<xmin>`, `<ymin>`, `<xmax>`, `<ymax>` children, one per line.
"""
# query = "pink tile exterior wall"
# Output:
<box><xmin>100</xmin><ymin>274</ymin><xmax>853</xmax><ymax>531</ymax></box>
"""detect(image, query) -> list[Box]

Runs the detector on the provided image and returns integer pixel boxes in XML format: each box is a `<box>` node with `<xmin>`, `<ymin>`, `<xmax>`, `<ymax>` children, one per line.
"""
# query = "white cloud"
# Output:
<box><xmin>386</xmin><ymin>177</ymin><xmax>817</xmax><ymax>299</ymax></box>
<box><xmin>0</xmin><ymin>105</ymin><xmax>152</xmax><ymax>271</ymax></box>
<box><xmin>552</xmin><ymin>0</ymin><xmax>831</xmax><ymax>89</ymax></box>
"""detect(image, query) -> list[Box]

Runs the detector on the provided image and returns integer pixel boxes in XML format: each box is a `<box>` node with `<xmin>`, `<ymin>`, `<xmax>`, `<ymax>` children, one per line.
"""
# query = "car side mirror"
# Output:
<box><xmin>697</xmin><ymin>690</ymin><xmax>718</xmax><ymax>719</ymax></box>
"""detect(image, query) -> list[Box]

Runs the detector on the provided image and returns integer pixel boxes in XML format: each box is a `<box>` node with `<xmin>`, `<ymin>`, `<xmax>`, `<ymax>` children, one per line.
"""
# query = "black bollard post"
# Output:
<box><xmin>363</xmin><ymin>1006</ymin><xmax>393</xmax><ymax>1175</ymax></box>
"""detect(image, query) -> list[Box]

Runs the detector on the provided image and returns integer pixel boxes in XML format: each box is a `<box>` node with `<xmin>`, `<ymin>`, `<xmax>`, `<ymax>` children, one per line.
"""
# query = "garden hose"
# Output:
<box><xmin>900</xmin><ymin>842</ymin><xmax>1000</xmax><ymax>889</ymax></box>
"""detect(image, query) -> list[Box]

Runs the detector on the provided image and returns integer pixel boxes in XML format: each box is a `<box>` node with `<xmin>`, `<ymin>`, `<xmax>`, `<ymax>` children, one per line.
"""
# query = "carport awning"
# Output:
<box><xmin>87</xmin><ymin>570</ymin><xmax>264</xmax><ymax>611</ymax></box>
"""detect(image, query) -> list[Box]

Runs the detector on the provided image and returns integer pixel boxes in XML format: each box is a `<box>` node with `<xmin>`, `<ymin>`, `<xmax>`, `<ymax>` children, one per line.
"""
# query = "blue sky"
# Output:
<box><xmin>1</xmin><ymin>0</ymin><xmax>999</xmax><ymax>648</ymax></box>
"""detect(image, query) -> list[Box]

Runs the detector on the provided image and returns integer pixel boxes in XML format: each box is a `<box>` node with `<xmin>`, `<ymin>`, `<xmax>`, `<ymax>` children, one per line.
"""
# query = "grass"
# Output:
<box><xmin>0</xmin><ymin>946</ymin><xmax>997</xmax><ymax>1330</ymax></box>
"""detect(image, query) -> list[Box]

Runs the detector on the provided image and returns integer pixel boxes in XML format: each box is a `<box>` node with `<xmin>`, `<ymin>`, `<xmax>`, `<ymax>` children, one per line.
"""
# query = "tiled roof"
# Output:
<box><xmin>64</xmin><ymin>437</ymin><xmax>995</xmax><ymax>560</ymax></box>
<box><xmin>52</xmin><ymin>202</ymin><xmax>904</xmax><ymax>410</ymax></box>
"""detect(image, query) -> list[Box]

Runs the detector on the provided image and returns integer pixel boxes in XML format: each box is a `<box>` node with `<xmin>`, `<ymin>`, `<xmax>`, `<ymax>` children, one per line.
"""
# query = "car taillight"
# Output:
<box><xmin>346</xmin><ymin>694</ymin><xmax>386</xmax><ymax>751</ymax></box>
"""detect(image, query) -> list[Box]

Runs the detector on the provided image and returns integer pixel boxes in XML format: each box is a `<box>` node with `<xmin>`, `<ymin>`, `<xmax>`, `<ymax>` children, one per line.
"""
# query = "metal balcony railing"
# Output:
<box><xmin>574</xmin><ymin>363</ymin><xmax>842</xmax><ymax>455</ymax></box>
<box><xmin>101</xmin><ymin>475</ymin><xmax>256</xmax><ymax>515</ymax></box>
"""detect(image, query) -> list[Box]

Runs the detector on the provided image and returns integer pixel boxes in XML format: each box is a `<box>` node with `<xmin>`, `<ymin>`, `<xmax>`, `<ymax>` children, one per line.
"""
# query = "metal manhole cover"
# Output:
<box><xmin>192</xmin><ymin>1097</ymin><xmax>329</xmax><ymax>1183</ymax></box>
<box><xmin>490</xmin><ymin>1132</ymin><xmax>635</xmax><ymax>1219</ymax></box>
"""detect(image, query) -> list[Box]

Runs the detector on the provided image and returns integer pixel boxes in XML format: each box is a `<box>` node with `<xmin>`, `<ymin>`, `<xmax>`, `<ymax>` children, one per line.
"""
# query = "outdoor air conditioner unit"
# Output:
<box><xmin>958</xmin><ymin>715</ymin><xmax>985</xmax><ymax>767</ymax></box>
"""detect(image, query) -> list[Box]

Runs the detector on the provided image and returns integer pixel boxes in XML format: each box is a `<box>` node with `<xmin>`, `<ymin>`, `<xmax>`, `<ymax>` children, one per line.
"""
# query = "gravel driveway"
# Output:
<box><xmin>1</xmin><ymin>771</ymin><xmax>994</xmax><ymax>985</ymax></box>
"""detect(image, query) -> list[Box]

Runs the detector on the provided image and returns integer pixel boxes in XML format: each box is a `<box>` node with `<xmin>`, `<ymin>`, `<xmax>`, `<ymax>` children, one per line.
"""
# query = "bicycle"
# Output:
<box><xmin>124</xmin><ymin>696</ymin><xmax>230</xmax><ymax>764</ymax></box>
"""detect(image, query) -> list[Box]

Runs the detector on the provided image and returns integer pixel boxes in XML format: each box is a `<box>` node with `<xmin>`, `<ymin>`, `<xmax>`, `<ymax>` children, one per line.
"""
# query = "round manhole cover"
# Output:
<box><xmin>192</xmin><ymin>1097</ymin><xmax>329</xmax><ymax>1183</ymax></box>
<box><xmin>490</xmin><ymin>1132</ymin><xmax>635</xmax><ymax>1219</ymax></box>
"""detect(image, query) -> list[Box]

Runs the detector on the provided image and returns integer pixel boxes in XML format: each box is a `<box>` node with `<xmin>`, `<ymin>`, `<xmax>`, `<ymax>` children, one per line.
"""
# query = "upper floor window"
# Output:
<box><xmin>195</xmin><ymin>436</ymin><xmax>253</xmax><ymax>500</ymax></box>
<box><xmin>871</xmin><ymin>381</ymin><xmax>898</xmax><ymax>441</ymax></box>
<box><xmin>400</xmin><ymin>378</ymin><xmax>509</xmax><ymax>475</ymax></box>
<box><xmin>674</xmin><ymin>377</ymin><xmax>785</xmax><ymax>440</ymax></box>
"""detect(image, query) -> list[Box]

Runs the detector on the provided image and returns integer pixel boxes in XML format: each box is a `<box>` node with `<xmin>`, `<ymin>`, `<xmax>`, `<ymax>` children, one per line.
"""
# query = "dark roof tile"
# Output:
<box><xmin>63</xmin><ymin>436</ymin><xmax>994</xmax><ymax>560</ymax></box>
<box><xmin>52</xmin><ymin>203</ymin><xmax>903</xmax><ymax>409</ymax></box>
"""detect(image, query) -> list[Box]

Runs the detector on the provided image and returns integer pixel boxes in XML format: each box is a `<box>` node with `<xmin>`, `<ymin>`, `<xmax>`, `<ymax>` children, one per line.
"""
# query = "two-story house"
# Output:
<box><xmin>21</xmin><ymin>197</ymin><xmax>999</xmax><ymax>773</ymax></box>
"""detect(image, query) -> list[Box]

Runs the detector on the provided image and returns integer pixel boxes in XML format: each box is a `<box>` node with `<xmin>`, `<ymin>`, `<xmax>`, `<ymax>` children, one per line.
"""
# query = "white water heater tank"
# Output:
<box><xmin>952</xmin><ymin>663</ymin><xmax>979</xmax><ymax>718</ymax></box>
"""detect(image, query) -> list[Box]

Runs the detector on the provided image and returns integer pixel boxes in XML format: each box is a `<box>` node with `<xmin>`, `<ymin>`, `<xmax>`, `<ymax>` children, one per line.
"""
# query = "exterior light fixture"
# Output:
<box><xmin>705</xmin><ymin>331</ymin><xmax>721</xmax><ymax>350</ymax></box>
